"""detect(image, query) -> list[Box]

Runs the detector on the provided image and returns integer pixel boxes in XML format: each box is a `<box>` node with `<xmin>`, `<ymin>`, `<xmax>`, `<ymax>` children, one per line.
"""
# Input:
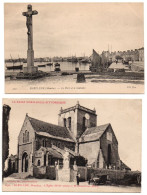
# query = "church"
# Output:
<box><xmin>8</xmin><ymin>102</ymin><xmax>130</xmax><ymax>180</ymax></box>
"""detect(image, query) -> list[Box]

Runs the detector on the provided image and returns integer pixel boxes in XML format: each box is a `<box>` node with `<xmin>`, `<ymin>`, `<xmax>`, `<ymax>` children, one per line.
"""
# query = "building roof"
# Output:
<box><xmin>28</xmin><ymin>116</ymin><xmax>75</xmax><ymax>143</ymax></box>
<box><xmin>36</xmin><ymin>146</ymin><xmax>78</xmax><ymax>159</ymax></box>
<box><xmin>79</xmin><ymin>123</ymin><xmax>110</xmax><ymax>143</ymax></box>
<box><xmin>36</xmin><ymin>146</ymin><xmax>63</xmax><ymax>159</ymax></box>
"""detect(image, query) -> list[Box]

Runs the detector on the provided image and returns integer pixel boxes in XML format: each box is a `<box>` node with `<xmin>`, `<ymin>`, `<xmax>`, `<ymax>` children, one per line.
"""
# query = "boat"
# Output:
<box><xmin>6</xmin><ymin>54</ymin><xmax>23</xmax><ymax>70</ymax></box>
<box><xmin>67</xmin><ymin>56</ymin><xmax>78</xmax><ymax>63</ymax></box>
<box><xmin>6</xmin><ymin>64</ymin><xmax>23</xmax><ymax>70</ymax></box>
<box><xmin>80</xmin><ymin>58</ymin><xmax>90</xmax><ymax>63</ymax></box>
<box><xmin>46</xmin><ymin>63</ymin><xmax>53</xmax><ymax>66</ymax></box>
<box><xmin>54</xmin><ymin>63</ymin><xmax>61</xmax><ymax>71</ymax></box>
<box><xmin>38</xmin><ymin>64</ymin><xmax>46</xmax><ymax>67</ymax></box>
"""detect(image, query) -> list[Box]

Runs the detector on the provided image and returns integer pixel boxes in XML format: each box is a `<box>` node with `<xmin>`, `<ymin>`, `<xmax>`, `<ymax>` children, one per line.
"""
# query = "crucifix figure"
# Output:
<box><xmin>22</xmin><ymin>4</ymin><xmax>38</xmax><ymax>73</ymax></box>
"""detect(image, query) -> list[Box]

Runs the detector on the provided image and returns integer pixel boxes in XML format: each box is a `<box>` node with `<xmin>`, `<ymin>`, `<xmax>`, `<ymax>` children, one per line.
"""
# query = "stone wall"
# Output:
<box><xmin>79</xmin><ymin>140</ymin><xmax>100</xmax><ymax>167</ymax></box>
<box><xmin>100</xmin><ymin>125</ymin><xmax>120</xmax><ymax>168</ymax></box>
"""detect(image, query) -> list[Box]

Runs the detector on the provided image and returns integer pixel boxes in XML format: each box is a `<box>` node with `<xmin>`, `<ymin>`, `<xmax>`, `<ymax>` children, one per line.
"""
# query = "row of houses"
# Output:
<box><xmin>101</xmin><ymin>47</ymin><xmax>144</xmax><ymax>64</ymax></box>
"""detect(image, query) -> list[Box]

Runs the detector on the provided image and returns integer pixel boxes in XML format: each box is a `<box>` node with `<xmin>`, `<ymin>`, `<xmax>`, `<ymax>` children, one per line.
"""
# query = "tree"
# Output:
<box><xmin>2</xmin><ymin>104</ymin><xmax>11</xmax><ymax>179</ymax></box>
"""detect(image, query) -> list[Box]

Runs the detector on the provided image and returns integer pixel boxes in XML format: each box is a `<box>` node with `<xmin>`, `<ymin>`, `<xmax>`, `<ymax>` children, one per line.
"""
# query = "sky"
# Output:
<box><xmin>4</xmin><ymin>3</ymin><xmax>144</xmax><ymax>59</ymax></box>
<box><xmin>3</xmin><ymin>99</ymin><xmax>142</xmax><ymax>171</ymax></box>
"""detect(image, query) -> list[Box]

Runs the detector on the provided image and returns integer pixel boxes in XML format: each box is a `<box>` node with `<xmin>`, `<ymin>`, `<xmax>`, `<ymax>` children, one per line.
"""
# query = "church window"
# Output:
<box><xmin>25</xmin><ymin>130</ymin><xmax>27</xmax><ymax>142</ymax></box>
<box><xmin>68</xmin><ymin>117</ymin><xmax>71</xmax><ymax>130</ymax></box>
<box><xmin>27</xmin><ymin>132</ymin><xmax>29</xmax><ymax>142</ymax></box>
<box><xmin>64</xmin><ymin>118</ymin><xmax>66</xmax><ymax>127</ymax></box>
<box><xmin>44</xmin><ymin>154</ymin><xmax>46</xmax><ymax>166</ymax></box>
<box><xmin>37</xmin><ymin>160</ymin><xmax>40</xmax><ymax>166</ymax></box>
<box><xmin>107</xmin><ymin>132</ymin><xmax>112</xmax><ymax>142</ymax></box>
<box><xmin>43</xmin><ymin>140</ymin><xmax>46</xmax><ymax>147</ymax></box>
<box><xmin>82</xmin><ymin>117</ymin><xmax>86</xmax><ymax>130</ymax></box>
<box><xmin>48</xmin><ymin>156</ymin><xmax>51</xmax><ymax>165</ymax></box>
<box><xmin>32</xmin><ymin>156</ymin><xmax>34</xmax><ymax>163</ymax></box>
<box><xmin>23</xmin><ymin>133</ymin><xmax>25</xmax><ymax>143</ymax></box>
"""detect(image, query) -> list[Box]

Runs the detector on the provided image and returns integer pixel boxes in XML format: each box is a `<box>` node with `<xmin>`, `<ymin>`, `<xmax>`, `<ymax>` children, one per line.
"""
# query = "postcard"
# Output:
<box><xmin>4</xmin><ymin>3</ymin><xmax>144</xmax><ymax>94</ymax></box>
<box><xmin>2</xmin><ymin>99</ymin><xmax>141</xmax><ymax>192</ymax></box>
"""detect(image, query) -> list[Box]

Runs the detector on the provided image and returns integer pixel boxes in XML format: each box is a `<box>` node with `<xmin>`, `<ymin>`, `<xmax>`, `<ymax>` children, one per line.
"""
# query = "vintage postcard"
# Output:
<box><xmin>2</xmin><ymin>99</ymin><xmax>141</xmax><ymax>192</ymax></box>
<box><xmin>4</xmin><ymin>3</ymin><xmax>144</xmax><ymax>94</ymax></box>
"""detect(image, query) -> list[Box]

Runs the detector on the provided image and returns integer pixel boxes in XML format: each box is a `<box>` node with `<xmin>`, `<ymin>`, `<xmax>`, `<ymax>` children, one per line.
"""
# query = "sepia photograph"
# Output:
<box><xmin>2</xmin><ymin>99</ymin><xmax>141</xmax><ymax>192</ymax></box>
<box><xmin>4</xmin><ymin>3</ymin><xmax>144</xmax><ymax>94</ymax></box>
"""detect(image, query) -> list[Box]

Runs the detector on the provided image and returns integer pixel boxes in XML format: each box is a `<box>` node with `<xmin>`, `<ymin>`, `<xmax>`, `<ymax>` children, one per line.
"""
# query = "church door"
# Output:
<box><xmin>22</xmin><ymin>152</ymin><xmax>29</xmax><ymax>172</ymax></box>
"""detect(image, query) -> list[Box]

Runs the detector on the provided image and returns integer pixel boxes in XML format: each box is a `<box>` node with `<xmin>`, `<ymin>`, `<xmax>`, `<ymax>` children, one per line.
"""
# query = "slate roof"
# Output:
<box><xmin>79</xmin><ymin>123</ymin><xmax>110</xmax><ymax>143</ymax></box>
<box><xmin>37</xmin><ymin>147</ymin><xmax>63</xmax><ymax>159</ymax></box>
<box><xmin>37</xmin><ymin>146</ymin><xmax>78</xmax><ymax>159</ymax></box>
<box><xmin>28</xmin><ymin>116</ymin><xmax>75</xmax><ymax>143</ymax></box>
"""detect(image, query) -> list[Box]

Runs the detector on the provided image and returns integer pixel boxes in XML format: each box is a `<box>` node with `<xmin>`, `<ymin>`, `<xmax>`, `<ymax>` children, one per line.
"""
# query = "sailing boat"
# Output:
<box><xmin>6</xmin><ymin>55</ymin><xmax>23</xmax><ymax>70</ymax></box>
<box><xmin>89</xmin><ymin>49</ymin><xmax>102</xmax><ymax>72</ymax></box>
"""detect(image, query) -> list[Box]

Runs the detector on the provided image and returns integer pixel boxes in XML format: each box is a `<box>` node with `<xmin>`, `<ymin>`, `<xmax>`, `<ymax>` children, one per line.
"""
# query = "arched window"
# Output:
<box><xmin>43</xmin><ymin>140</ymin><xmax>46</xmax><ymax>147</ymax></box>
<box><xmin>48</xmin><ymin>155</ymin><xmax>51</xmax><ymax>165</ymax></box>
<box><xmin>23</xmin><ymin>133</ymin><xmax>25</xmax><ymax>143</ymax></box>
<box><xmin>44</xmin><ymin>154</ymin><xmax>46</xmax><ymax>166</ymax></box>
<box><xmin>64</xmin><ymin>118</ymin><xmax>66</xmax><ymax>127</ymax></box>
<box><xmin>27</xmin><ymin>132</ymin><xmax>29</xmax><ymax>142</ymax></box>
<box><xmin>38</xmin><ymin>160</ymin><xmax>40</xmax><ymax>166</ymax></box>
<box><xmin>83</xmin><ymin>117</ymin><xmax>86</xmax><ymax>130</ymax></box>
<box><xmin>25</xmin><ymin>130</ymin><xmax>27</xmax><ymax>142</ymax></box>
<box><xmin>68</xmin><ymin>117</ymin><xmax>71</xmax><ymax>130</ymax></box>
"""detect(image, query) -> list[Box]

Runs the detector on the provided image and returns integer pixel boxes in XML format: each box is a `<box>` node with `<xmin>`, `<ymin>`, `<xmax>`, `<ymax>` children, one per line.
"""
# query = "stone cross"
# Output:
<box><xmin>22</xmin><ymin>5</ymin><xmax>38</xmax><ymax>73</ymax></box>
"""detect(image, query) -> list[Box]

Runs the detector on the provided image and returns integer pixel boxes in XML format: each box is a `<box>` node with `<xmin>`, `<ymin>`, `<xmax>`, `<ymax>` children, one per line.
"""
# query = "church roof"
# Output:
<box><xmin>79</xmin><ymin>123</ymin><xmax>110</xmax><ymax>143</ymax></box>
<box><xmin>28</xmin><ymin>116</ymin><xmax>75</xmax><ymax>143</ymax></box>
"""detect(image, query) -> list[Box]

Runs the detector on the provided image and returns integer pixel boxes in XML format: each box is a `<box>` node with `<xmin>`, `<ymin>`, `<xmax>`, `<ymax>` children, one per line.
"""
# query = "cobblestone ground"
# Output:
<box><xmin>3</xmin><ymin>177</ymin><xmax>141</xmax><ymax>192</ymax></box>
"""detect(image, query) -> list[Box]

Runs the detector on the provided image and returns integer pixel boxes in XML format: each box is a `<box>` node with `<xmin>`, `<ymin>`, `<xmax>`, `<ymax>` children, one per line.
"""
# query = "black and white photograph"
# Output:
<box><xmin>2</xmin><ymin>99</ymin><xmax>141</xmax><ymax>192</ymax></box>
<box><xmin>4</xmin><ymin>3</ymin><xmax>144</xmax><ymax>94</ymax></box>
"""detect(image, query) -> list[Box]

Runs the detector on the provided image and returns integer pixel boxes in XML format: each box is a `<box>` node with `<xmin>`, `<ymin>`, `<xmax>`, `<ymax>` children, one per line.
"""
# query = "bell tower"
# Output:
<box><xmin>58</xmin><ymin>102</ymin><xmax>97</xmax><ymax>139</ymax></box>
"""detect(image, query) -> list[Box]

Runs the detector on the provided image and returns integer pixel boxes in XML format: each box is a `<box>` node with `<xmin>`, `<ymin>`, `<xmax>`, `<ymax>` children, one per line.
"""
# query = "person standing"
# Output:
<box><xmin>76</xmin><ymin>172</ymin><xmax>80</xmax><ymax>185</ymax></box>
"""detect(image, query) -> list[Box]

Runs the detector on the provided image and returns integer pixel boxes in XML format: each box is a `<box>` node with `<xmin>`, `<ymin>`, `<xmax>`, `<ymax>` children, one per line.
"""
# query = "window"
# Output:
<box><xmin>23</xmin><ymin>130</ymin><xmax>29</xmax><ymax>143</ymax></box>
<box><xmin>32</xmin><ymin>156</ymin><xmax>34</xmax><ymax>163</ymax></box>
<box><xmin>64</xmin><ymin>118</ymin><xmax>66</xmax><ymax>127</ymax></box>
<box><xmin>107</xmin><ymin>132</ymin><xmax>112</xmax><ymax>142</ymax></box>
<box><xmin>44</xmin><ymin>155</ymin><xmax>46</xmax><ymax>166</ymax></box>
<box><xmin>43</xmin><ymin>140</ymin><xmax>46</xmax><ymax>147</ymax></box>
<box><xmin>37</xmin><ymin>160</ymin><xmax>40</xmax><ymax>166</ymax></box>
<box><xmin>83</xmin><ymin>117</ymin><xmax>86</xmax><ymax>130</ymax></box>
<box><xmin>48</xmin><ymin>156</ymin><xmax>51</xmax><ymax>165</ymax></box>
<box><xmin>23</xmin><ymin>133</ymin><xmax>25</xmax><ymax>143</ymax></box>
<box><xmin>68</xmin><ymin>117</ymin><xmax>71</xmax><ymax>130</ymax></box>
<box><xmin>27</xmin><ymin>132</ymin><xmax>29</xmax><ymax>142</ymax></box>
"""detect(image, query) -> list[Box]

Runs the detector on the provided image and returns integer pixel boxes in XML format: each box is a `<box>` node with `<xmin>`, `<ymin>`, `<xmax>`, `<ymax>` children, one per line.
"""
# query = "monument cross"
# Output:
<box><xmin>22</xmin><ymin>4</ymin><xmax>38</xmax><ymax>73</ymax></box>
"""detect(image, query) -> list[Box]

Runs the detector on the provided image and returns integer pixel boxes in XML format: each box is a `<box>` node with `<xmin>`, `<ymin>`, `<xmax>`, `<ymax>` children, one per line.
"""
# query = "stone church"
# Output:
<box><xmin>8</xmin><ymin>102</ymin><xmax>130</xmax><ymax>180</ymax></box>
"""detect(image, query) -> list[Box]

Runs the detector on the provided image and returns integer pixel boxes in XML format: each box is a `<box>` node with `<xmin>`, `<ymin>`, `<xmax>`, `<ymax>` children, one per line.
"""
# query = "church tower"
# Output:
<box><xmin>58</xmin><ymin>102</ymin><xmax>97</xmax><ymax>139</ymax></box>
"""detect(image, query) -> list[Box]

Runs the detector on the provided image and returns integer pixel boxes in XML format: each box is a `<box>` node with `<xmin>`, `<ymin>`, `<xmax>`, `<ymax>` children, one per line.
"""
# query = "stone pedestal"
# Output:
<box><xmin>23</xmin><ymin>66</ymin><xmax>38</xmax><ymax>74</ymax></box>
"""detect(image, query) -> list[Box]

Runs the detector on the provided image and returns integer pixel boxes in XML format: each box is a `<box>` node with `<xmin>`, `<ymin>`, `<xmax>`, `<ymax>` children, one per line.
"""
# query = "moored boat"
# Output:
<box><xmin>38</xmin><ymin>64</ymin><xmax>46</xmax><ymax>67</ymax></box>
<box><xmin>6</xmin><ymin>64</ymin><xmax>23</xmax><ymax>70</ymax></box>
<box><xmin>54</xmin><ymin>63</ymin><xmax>61</xmax><ymax>71</ymax></box>
<box><xmin>46</xmin><ymin>63</ymin><xmax>53</xmax><ymax>66</ymax></box>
